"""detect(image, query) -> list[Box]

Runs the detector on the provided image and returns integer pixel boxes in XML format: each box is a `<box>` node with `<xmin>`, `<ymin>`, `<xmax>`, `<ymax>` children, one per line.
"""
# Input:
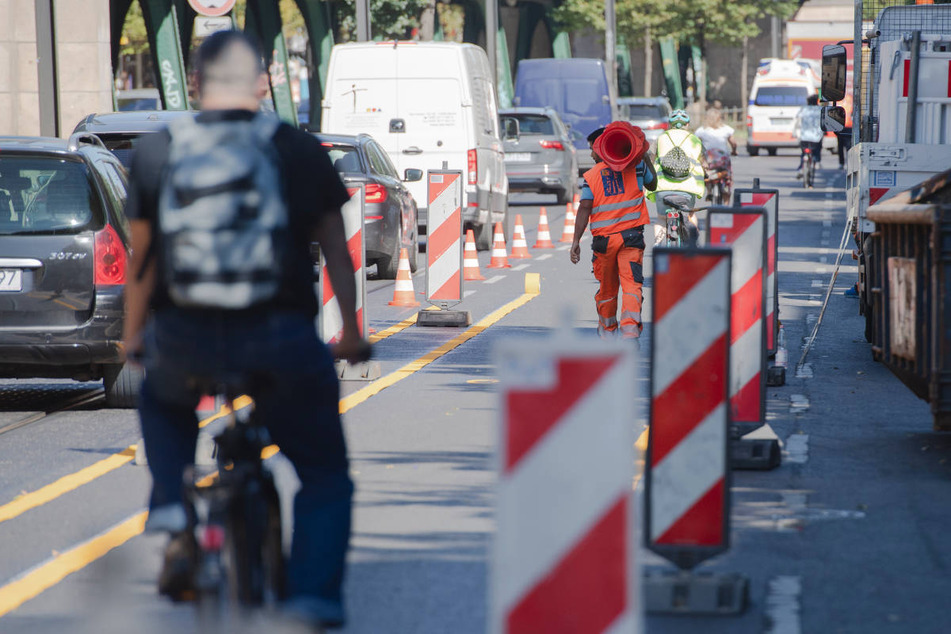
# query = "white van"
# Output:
<box><xmin>322</xmin><ymin>41</ymin><xmax>508</xmax><ymax>249</ymax></box>
<box><xmin>746</xmin><ymin>58</ymin><xmax>819</xmax><ymax>156</ymax></box>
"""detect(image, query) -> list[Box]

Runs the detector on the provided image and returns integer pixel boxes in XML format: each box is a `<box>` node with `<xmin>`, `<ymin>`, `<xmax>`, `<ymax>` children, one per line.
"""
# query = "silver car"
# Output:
<box><xmin>618</xmin><ymin>96</ymin><xmax>672</xmax><ymax>147</ymax></box>
<box><xmin>499</xmin><ymin>107</ymin><xmax>579</xmax><ymax>204</ymax></box>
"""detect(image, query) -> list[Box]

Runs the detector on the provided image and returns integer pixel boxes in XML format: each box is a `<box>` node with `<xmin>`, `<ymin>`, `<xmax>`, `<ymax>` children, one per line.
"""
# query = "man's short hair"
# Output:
<box><xmin>587</xmin><ymin>127</ymin><xmax>606</xmax><ymax>145</ymax></box>
<box><xmin>193</xmin><ymin>30</ymin><xmax>265</xmax><ymax>93</ymax></box>
<box><xmin>807</xmin><ymin>94</ymin><xmax>819</xmax><ymax>106</ymax></box>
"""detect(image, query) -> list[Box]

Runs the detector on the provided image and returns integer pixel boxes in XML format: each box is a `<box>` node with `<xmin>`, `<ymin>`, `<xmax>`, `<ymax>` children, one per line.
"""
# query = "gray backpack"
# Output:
<box><xmin>659</xmin><ymin>133</ymin><xmax>692</xmax><ymax>181</ymax></box>
<box><xmin>158</xmin><ymin>114</ymin><xmax>289</xmax><ymax>309</ymax></box>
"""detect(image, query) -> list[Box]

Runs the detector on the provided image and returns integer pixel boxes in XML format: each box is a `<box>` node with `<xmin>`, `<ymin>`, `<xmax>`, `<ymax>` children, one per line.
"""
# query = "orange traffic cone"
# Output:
<box><xmin>560</xmin><ymin>203</ymin><xmax>576</xmax><ymax>243</ymax></box>
<box><xmin>388</xmin><ymin>248</ymin><xmax>420</xmax><ymax>306</ymax></box>
<box><xmin>510</xmin><ymin>214</ymin><xmax>532</xmax><ymax>259</ymax></box>
<box><xmin>534</xmin><ymin>206</ymin><xmax>555</xmax><ymax>249</ymax></box>
<box><xmin>573</xmin><ymin>191</ymin><xmax>581</xmax><ymax>209</ymax></box>
<box><xmin>463</xmin><ymin>229</ymin><xmax>485</xmax><ymax>281</ymax></box>
<box><xmin>487</xmin><ymin>222</ymin><xmax>511</xmax><ymax>269</ymax></box>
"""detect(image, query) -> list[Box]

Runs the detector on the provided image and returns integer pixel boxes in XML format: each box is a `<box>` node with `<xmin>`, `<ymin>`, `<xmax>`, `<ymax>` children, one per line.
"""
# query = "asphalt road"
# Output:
<box><xmin>0</xmin><ymin>148</ymin><xmax>948</xmax><ymax>633</ymax></box>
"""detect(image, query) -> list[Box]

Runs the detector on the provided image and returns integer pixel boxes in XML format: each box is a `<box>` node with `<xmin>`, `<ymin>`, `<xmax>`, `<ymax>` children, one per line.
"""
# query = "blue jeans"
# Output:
<box><xmin>138</xmin><ymin>309</ymin><xmax>353</xmax><ymax>623</ymax></box>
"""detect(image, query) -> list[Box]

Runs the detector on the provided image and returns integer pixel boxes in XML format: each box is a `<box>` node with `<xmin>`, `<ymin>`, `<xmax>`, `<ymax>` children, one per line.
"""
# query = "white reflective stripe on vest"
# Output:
<box><xmin>590</xmin><ymin>211</ymin><xmax>642</xmax><ymax>230</ymax></box>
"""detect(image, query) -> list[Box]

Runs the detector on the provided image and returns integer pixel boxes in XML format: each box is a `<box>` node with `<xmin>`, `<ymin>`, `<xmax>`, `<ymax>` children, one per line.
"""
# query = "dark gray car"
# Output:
<box><xmin>72</xmin><ymin>110</ymin><xmax>197</xmax><ymax>168</ymax></box>
<box><xmin>499</xmin><ymin>107</ymin><xmax>579</xmax><ymax>204</ymax></box>
<box><xmin>0</xmin><ymin>133</ymin><xmax>138</xmax><ymax>407</ymax></box>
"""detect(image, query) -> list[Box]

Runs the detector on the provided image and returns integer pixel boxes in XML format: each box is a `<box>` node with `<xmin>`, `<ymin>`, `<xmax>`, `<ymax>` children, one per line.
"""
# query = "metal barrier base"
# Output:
<box><xmin>729</xmin><ymin>423</ymin><xmax>782</xmax><ymax>470</ymax></box>
<box><xmin>336</xmin><ymin>360</ymin><xmax>383</xmax><ymax>381</ymax></box>
<box><xmin>767</xmin><ymin>365</ymin><xmax>786</xmax><ymax>386</ymax></box>
<box><xmin>644</xmin><ymin>569</ymin><xmax>749</xmax><ymax>615</ymax></box>
<box><xmin>416</xmin><ymin>310</ymin><xmax>471</xmax><ymax>327</ymax></box>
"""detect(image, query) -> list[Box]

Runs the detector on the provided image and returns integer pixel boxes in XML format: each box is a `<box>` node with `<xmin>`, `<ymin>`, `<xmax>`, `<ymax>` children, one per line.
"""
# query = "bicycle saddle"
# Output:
<box><xmin>662</xmin><ymin>194</ymin><xmax>694</xmax><ymax>212</ymax></box>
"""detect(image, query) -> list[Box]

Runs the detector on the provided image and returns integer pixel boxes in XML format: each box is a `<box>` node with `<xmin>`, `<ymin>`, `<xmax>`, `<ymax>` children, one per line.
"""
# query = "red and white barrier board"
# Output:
<box><xmin>426</xmin><ymin>171</ymin><xmax>463</xmax><ymax>307</ymax></box>
<box><xmin>646</xmin><ymin>247</ymin><xmax>732</xmax><ymax>570</ymax></box>
<box><xmin>736</xmin><ymin>187</ymin><xmax>779</xmax><ymax>355</ymax></box>
<box><xmin>707</xmin><ymin>207</ymin><xmax>767</xmax><ymax>427</ymax></box>
<box><xmin>492</xmin><ymin>337</ymin><xmax>641</xmax><ymax>633</ymax></box>
<box><xmin>318</xmin><ymin>185</ymin><xmax>367</xmax><ymax>343</ymax></box>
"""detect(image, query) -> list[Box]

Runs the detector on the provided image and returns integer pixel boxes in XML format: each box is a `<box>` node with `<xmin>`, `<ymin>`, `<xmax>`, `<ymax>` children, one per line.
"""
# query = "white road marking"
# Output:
<box><xmin>765</xmin><ymin>576</ymin><xmax>802</xmax><ymax>634</ymax></box>
<box><xmin>819</xmin><ymin>256</ymin><xmax>828</xmax><ymax>263</ymax></box>
<box><xmin>821</xmin><ymin>230</ymin><xmax>831</xmax><ymax>240</ymax></box>
<box><xmin>816</xmin><ymin>267</ymin><xmax>828</xmax><ymax>274</ymax></box>
<box><xmin>484</xmin><ymin>275</ymin><xmax>506</xmax><ymax>284</ymax></box>
<box><xmin>809</xmin><ymin>294</ymin><xmax>821</xmax><ymax>302</ymax></box>
<box><xmin>464</xmin><ymin>290</ymin><xmax>476</xmax><ymax>298</ymax></box>
<box><xmin>811</xmin><ymin>280</ymin><xmax>824</xmax><ymax>288</ymax></box>
<box><xmin>822</xmin><ymin>220</ymin><xmax>833</xmax><ymax>227</ymax></box>
<box><xmin>785</xmin><ymin>434</ymin><xmax>810</xmax><ymax>464</ymax></box>
<box><xmin>556</xmin><ymin>244</ymin><xmax>570</xmax><ymax>251</ymax></box>
<box><xmin>512</xmin><ymin>264</ymin><xmax>529</xmax><ymax>271</ymax></box>
<box><xmin>806</xmin><ymin>313</ymin><xmax>818</xmax><ymax>324</ymax></box>
<box><xmin>795</xmin><ymin>363</ymin><xmax>813</xmax><ymax>379</ymax></box>
<box><xmin>790</xmin><ymin>394</ymin><xmax>810</xmax><ymax>411</ymax></box>
<box><xmin>536</xmin><ymin>254</ymin><xmax>552</xmax><ymax>261</ymax></box>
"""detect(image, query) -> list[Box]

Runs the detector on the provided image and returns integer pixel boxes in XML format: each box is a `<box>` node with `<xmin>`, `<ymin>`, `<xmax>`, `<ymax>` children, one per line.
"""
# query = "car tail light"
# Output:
<box><xmin>645</xmin><ymin>121</ymin><xmax>669</xmax><ymax>130</ymax></box>
<box><xmin>539</xmin><ymin>140</ymin><xmax>565</xmax><ymax>150</ymax></box>
<box><xmin>467</xmin><ymin>149</ymin><xmax>478</xmax><ymax>184</ymax></box>
<box><xmin>747</xmin><ymin>115</ymin><xmax>753</xmax><ymax>127</ymax></box>
<box><xmin>365</xmin><ymin>183</ymin><xmax>388</xmax><ymax>204</ymax></box>
<box><xmin>200</xmin><ymin>524</ymin><xmax>225</xmax><ymax>552</ymax></box>
<box><xmin>94</xmin><ymin>224</ymin><xmax>126</xmax><ymax>285</ymax></box>
<box><xmin>365</xmin><ymin>215</ymin><xmax>384</xmax><ymax>220</ymax></box>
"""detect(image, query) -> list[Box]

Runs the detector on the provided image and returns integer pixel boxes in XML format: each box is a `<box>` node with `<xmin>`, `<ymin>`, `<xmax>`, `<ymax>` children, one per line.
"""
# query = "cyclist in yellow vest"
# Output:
<box><xmin>648</xmin><ymin>109</ymin><xmax>706</xmax><ymax>244</ymax></box>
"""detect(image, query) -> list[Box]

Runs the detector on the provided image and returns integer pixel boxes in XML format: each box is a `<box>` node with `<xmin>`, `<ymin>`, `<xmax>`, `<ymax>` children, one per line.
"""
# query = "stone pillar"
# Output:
<box><xmin>0</xmin><ymin>0</ymin><xmax>42</xmax><ymax>135</ymax></box>
<box><xmin>54</xmin><ymin>0</ymin><xmax>113</xmax><ymax>136</ymax></box>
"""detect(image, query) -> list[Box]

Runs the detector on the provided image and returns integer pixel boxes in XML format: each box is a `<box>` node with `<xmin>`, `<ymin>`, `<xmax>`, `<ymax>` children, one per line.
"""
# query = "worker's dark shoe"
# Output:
<box><xmin>796</xmin><ymin>171</ymin><xmax>803</xmax><ymax>180</ymax></box>
<box><xmin>157</xmin><ymin>530</ymin><xmax>197</xmax><ymax>601</ymax></box>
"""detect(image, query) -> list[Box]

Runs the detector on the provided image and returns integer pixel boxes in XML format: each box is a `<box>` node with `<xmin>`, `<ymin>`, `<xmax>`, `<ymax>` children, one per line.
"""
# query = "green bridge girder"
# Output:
<box><xmin>109</xmin><ymin>0</ymin><xmax>571</xmax><ymax>128</ymax></box>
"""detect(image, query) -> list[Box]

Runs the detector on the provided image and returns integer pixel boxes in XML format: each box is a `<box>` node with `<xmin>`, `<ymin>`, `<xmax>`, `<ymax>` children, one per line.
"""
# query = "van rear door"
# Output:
<box><xmin>322</xmin><ymin>45</ymin><xmax>399</xmax><ymax>145</ymax></box>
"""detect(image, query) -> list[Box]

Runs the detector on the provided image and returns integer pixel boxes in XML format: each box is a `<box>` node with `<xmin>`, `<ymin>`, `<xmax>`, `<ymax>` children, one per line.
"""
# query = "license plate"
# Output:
<box><xmin>770</xmin><ymin>118</ymin><xmax>792</xmax><ymax>126</ymax></box>
<box><xmin>0</xmin><ymin>269</ymin><xmax>21</xmax><ymax>292</ymax></box>
<box><xmin>505</xmin><ymin>153</ymin><xmax>532</xmax><ymax>162</ymax></box>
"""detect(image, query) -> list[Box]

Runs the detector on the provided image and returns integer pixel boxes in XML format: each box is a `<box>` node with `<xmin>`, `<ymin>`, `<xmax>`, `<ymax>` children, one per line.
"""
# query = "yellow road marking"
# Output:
<box><xmin>368</xmin><ymin>307</ymin><xmax>436</xmax><ymax>343</ymax></box>
<box><xmin>0</xmin><ymin>275</ymin><xmax>542</xmax><ymax>615</ymax></box>
<box><xmin>339</xmin><ymin>273</ymin><xmax>541</xmax><ymax>414</ymax></box>
<box><xmin>0</xmin><ymin>446</ymin><xmax>137</xmax><ymax>525</ymax></box>
<box><xmin>0</xmin><ymin>511</ymin><xmax>147</xmax><ymax>618</ymax></box>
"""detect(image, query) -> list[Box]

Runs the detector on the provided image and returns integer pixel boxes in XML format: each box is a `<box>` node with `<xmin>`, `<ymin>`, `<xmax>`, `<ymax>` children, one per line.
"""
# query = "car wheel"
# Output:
<box><xmin>475</xmin><ymin>219</ymin><xmax>493</xmax><ymax>251</ymax></box>
<box><xmin>556</xmin><ymin>185</ymin><xmax>573</xmax><ymax>205</ymax></box>
<box><xmin>378</xmin><ymin>227</ymin><xmax>402</xmax><ymax>280</ymax></box>
<box><xmin>767</xmin><ymin>148</ymin><xmax>777</xmax><ymax>156</ymax></box>
<box><xmin>747</xmin><ymin>145</ymin><xmax>760</xmax><ymax>157</ymax></box>
<box><xmin>103</xmin><ymin>363</ymin><xmax>144</xmax><ymax>409</ymax></box>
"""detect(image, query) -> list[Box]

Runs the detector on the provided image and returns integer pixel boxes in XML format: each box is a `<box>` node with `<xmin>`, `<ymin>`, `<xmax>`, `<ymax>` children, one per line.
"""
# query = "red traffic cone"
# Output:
<box><xmin>463</xmin><ymin>229</ymin><xmax>485</xmax><ymax>281</ymax></box>
<box><xmin>388</xmin><ymin>248</ymin><xmax>420</xmax><ymax>306</ymax></box>
<box><xmin>510</xmin><ymin>214</ymin><xmax>531</xmax><ymax>259</ymax></box>
<box><xmin>534</xmin><ymin>206</ymin><xmax>555</xmax><ymax>249</ymax></box>
<box><xmin>560</xmin><ymin>203</ymin><xmax>576</xmax><ymax>243</ymax></box>
<box><xmin>487</xmin><ymin>222</ymin><xmax>511</xmax><ymax>269</ymax></box>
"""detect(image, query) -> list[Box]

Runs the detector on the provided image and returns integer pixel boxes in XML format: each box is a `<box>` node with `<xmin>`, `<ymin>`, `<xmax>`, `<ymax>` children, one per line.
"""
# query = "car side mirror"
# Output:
<box><xmin>821</xmin><ymin>44</ymin><xmax>848</xmax><ymax>103</ymax></box>
<box><xmin>403</xmin><ymin>168</ymin><xmax>423</xmax><ymax>182</ymax></box>
<box><xmin>821</xmin><ymin>105</ymin><xmax>846</xmax><ymax>133</ymax></box>
<box><xmin>500</xmin><ymin>116</ymin><xmax>520</xmax><ymax>141</ymax></box>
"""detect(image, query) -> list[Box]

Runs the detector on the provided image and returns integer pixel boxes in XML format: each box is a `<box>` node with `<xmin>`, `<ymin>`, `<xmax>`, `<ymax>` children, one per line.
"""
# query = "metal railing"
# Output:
<box><xmin>866</xmin><ymin>199</ymin><xmax>951</xmax><ymax>430</ymax></box>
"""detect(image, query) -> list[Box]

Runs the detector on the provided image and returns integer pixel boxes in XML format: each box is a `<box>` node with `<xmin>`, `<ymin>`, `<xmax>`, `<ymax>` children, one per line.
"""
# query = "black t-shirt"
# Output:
<box><xmin>125</xmin><ymin>109</ymin><xmax>350</xmax><ymax>316</ymax></box>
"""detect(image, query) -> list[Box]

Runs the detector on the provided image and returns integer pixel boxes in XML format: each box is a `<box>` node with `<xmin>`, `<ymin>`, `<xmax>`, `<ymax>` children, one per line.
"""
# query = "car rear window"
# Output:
<box><xmin>754</xmin><ymin>86</ymin><xmax>809</xmax><ymax>106</ymax></box>
<box><xmin>512</xmin><ymin>115</ymin><xmax>555</xmax><ymax>134</ymax></box>
<box><xmin>324</xmin><ymin>144</ymin><xmax>363</xmax><ymax>174</ymax></box>
<box><xmin>622</xmin><ymin>104</ymin><xmax>666</xmax><ymax>120</ymax></box>
<box><xmin>0</xmin><ymin>157</ymin><xmax>101</xmax><ymax>235</ymax></box>
<box><xmin>95</xmin><ymin>133</ymin><xmax>148</xmax><ymax>168</ymax></box>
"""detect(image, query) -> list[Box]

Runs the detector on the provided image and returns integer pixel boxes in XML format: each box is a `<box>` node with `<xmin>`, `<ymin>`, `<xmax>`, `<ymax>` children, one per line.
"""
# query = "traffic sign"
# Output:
<box><xmin>194</xmin><ymin>16</ymin><xmax>233</xmax><ymax>38</ymax></box>
<box><xmin>187</xmin><ymin>0</ymin><xmax>236</xmax><ymax>18</ymax></box>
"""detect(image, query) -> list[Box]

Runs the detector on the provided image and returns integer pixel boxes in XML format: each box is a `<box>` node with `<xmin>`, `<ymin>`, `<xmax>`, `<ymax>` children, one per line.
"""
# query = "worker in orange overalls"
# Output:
<box><xmin>570</xmin><ymin>123</ymin><xmax>655</xmax><ymax>339</ymax></box>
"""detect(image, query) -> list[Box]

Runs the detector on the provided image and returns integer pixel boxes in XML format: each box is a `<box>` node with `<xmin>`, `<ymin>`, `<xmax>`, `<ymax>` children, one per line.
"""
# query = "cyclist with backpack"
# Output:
<box><xmin>648</xmin><ymin>109</ymin><xmax>706</xmax><ymax>244</ymax></box>
<box><xmin>122</xmin><ymin>31</ymin><xmax>368</xmax><ymax>630</ymax></box>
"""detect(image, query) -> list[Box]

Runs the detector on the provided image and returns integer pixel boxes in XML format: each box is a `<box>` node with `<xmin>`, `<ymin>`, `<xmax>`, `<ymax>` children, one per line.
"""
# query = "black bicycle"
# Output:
<box><xmin>184</xmin><ymin>376</ymin><xmax>285</xmax><ymax>624</ymax></box>
<box><xmin>661</xmin><ymin>194</ymin><xmax>702</xmax><ymax>247</ymax></box>
<box><xmin>802</xmin><ymin>145</ymin><xmax>817</xmax><ymax>189</ymax></box>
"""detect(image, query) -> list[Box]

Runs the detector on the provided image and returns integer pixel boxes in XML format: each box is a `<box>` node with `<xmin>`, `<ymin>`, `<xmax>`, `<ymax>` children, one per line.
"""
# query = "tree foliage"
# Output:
<box><xmin>119</xmin><ymin>0</ymin><xmax>149</xmax><ymax>56</ymax></box>
<box><xmin>335</xmin><ymin>0</ymin><xmax>431</xmax><ymax>41</ymax></box>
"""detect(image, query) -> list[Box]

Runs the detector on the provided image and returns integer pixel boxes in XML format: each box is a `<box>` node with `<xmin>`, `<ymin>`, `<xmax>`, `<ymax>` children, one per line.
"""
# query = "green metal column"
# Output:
<box><xmin>659</xmin><ymin>36</ymin><xmax>683</xmax><ymax>109</ymax></box>
<box><xmin>294</xmin><ymin>0</ymin><xmax>334</xmax><ymax>129</ymax></box>
<box><xmin>515</xmin><ymin>2</ymin><xmax>545</xmax><ymax>64</ymax></box>
<box><xmin>140</xmin><ymin>0</ymin><xmax>189</xmax><ymax>110</ymax></box>
<box><xmin>461</xmin><ymin>0</ymin><xmax>484</xmax><ymax>46</ymax></box>
<box><xmin>616</xmin><ymin>36</ymin><xmax>632</xmax><ymax>97</ymax></box>
<box><xmin>551</xmin><ymin>30</ymin><xmax>571</xmax><ymax>58</ymax></box>
<box><xmin>247</xmin><ymin>0</ymin><xmax>298</xmax><ymax>126</ymax></box>
<box><xmin>497</xmin><ymin>27</ymin><xmax>513</xmax><ymax>108</ymax></box>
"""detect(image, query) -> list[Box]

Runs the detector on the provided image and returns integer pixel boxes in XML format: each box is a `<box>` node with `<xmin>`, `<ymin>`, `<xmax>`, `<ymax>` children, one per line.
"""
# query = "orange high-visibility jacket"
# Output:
<box><xmin>582</xmin><ymin>162</ymin><xmax>650</xmax><ymax>237</ymax></box>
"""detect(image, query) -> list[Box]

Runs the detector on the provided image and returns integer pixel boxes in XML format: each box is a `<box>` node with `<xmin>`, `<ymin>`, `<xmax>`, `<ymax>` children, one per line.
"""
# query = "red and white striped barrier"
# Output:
<box><xmin>707</xmin><ymin>206</ymin><xmax>767</xmax><ymax>427</ymax></box>
<box><xmin>319</xmin><ymin>185</ymin><xmax>367</xmax><ymax>343</ymax></box>
<box><xmin>736</xmin><ymin>184</ymin><xmax>780</xmax><ymax>355</ymax></box>
<box><xmin>646</xmin><ymin>247</ymin><xmax>732</xmax><ymax>570</ymax></box>
<box><xmin>426</xmin><ymin>171</ymin><xmax>463</xmax><ymax>307</ymax></box>
<box><xmin>492</xmin><ymin>337</ymin><xmax>641</xmax><ymax>633</ymax></box>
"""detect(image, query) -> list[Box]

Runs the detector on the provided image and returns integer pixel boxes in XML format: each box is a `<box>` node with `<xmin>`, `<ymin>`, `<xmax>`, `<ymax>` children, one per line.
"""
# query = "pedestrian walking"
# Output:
<box><xmin>122</xmin><ymin>30</ymin><xmax>368</xmax><ymax>630</ymax></box>
<box><xmin>570</xmin><ymin>122</ymin><xmax>653</xmax><ymax>339</ymax></box>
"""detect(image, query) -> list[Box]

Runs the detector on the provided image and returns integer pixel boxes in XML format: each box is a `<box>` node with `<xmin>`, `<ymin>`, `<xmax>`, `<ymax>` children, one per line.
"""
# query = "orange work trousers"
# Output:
<box><xmin>592</xmin><ymin>229</ymin><xmax>645</xmax><ymax>339</ymax></box>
